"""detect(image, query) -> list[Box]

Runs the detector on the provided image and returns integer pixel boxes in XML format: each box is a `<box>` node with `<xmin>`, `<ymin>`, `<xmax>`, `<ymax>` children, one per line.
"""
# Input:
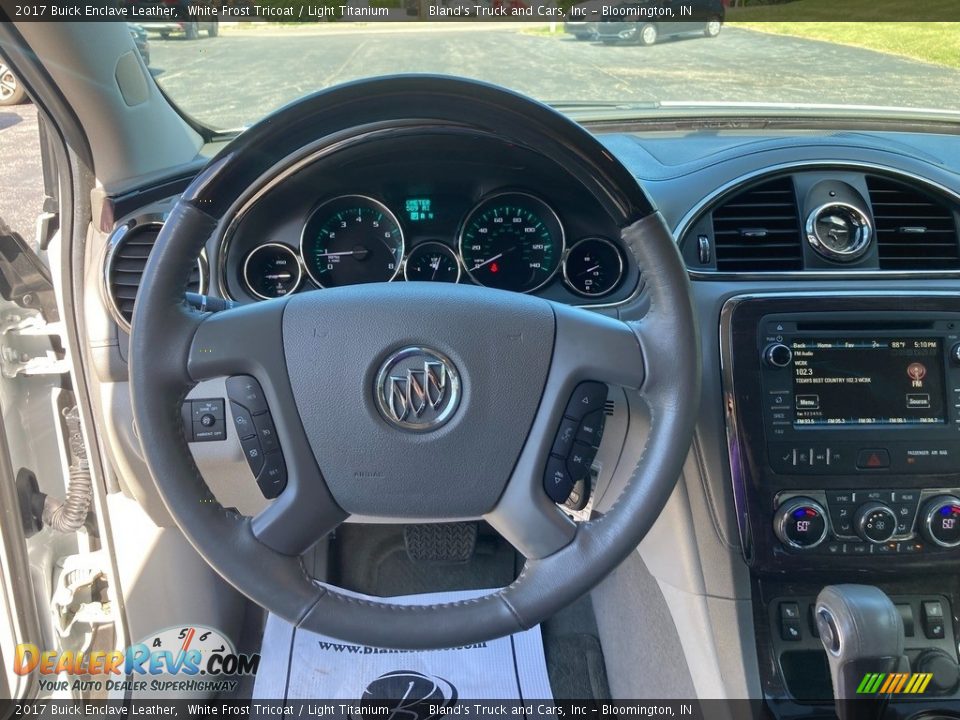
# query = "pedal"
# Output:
<box><xmin>404</xmin><ymin>522</ymin><xmax>477</xmax><ymax>563</ymax></box>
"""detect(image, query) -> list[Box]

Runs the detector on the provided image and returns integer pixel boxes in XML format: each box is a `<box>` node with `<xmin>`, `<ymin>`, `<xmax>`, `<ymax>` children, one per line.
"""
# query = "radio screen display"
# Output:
<box><xmin>792</xmin><ymin>338</ymin><xmax>946</xmax><ymax>426</ymax></box>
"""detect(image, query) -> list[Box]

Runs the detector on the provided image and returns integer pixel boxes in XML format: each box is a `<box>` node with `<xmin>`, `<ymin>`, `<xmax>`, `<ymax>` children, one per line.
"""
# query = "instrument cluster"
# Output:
<box><xmin>228</xmin><ymin>190</ymin><xmax>629</xmax><ymax>302</ymax></box>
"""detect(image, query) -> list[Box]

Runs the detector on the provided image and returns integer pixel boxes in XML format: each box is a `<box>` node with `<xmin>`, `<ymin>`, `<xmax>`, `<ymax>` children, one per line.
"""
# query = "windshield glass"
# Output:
<box><xmin>148</xmin><ymin>19</ymin><xmax>960</xmax><ymax>131</ymax></box>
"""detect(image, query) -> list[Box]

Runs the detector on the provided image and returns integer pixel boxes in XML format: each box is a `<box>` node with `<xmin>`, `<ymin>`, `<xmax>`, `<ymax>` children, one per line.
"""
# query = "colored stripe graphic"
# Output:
<box><xmin>857</xmin><ymin>672</ymin><xmax>933</xmax><ymax>694</ymax></box>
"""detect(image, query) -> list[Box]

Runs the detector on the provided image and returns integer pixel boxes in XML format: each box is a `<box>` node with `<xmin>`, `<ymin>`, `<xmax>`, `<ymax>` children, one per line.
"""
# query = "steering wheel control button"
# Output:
<box><xmin>230</xmin><ymin>402</ymin><xmax>256</xmax><ymax>440</ymax></box>
<box><xmin>253</xmin><ymin>413</ymin><xmax>279</xmax><ymax>453</ymax></box>
<box><xmin>226</xmin><ymin>375</ymin><xmax>269</xmax><ymax>415</ymax></box>
<box><xmin>567</xmin><ymin>442</ymin><xmax>596</xmax><ymax>482</ymax></box>
<box><xmin>551</xmin><ymin>417</ymin><xmax>579</xmax><ymax>457</ymax></box>
<box><xmin>374</xmin><ymin>347</ymin><xmax>461</xmax><ymax>432</ymax></box>
<box><xmin>256</xmin><ymin>452</ymin><xmax>287</xmax><ymax>499</ymax></box>
<box><xmin>186</xmin><ymin>399</ymin><xmax>226</xmax><ymax>442</ymax></box>
<box><xmin>240</xmin><ymin>436</ymin><xmax>265</xmax><ymax>476</ymax></box>
<box><xmin>774</xmin><ymin>498</ymin><xmax>828</xmax><ymax>550</ymax></box>
<box><xmin>544</xmin><ymin>456</ymin><xmax>574</xmax><ymax>503</ymax></box>
<box><xmin>575</xmin><ymin>410</ymin><xmax>605</xmax><ymax>447</ymax></box>
<box><xmin>565</xmin><ymin>382</ymin><xmax>607</xmax><ymax>421</ymax></box>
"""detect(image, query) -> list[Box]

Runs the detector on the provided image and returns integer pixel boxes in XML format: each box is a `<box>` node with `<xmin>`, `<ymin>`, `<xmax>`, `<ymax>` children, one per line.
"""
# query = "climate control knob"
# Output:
<box><xmin>763</xmin><ymin>342</ymin><xmax>793</xmax><ymax>368</ymax></box>
<box><xmin>921</xmin><ymin>496</ymin><xmax>960</xmax><ymax>548</ymax></box>
<box><xmin>774</xmin><ymin>498</ymin><xmax>828</xmax><ymax>549</ymax></box>
<box><xmin>855</xmin><ymin>502</ymin><xmax>898</xmax><ymax>544</ymax></box>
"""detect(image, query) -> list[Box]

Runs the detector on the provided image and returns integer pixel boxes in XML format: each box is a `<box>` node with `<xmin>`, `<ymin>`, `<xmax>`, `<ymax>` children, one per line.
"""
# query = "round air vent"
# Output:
<box><xmin>105</xmin><ymin>223</ymin><xmax>206</xmax><ymax>330</ymax></box>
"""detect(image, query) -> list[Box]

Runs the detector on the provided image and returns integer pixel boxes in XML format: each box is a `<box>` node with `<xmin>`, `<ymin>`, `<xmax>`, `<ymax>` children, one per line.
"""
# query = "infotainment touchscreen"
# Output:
<box><xmin>791</xmin><ymin>338</ymin><xmax>946</xmax><ymax>426</ymax></box>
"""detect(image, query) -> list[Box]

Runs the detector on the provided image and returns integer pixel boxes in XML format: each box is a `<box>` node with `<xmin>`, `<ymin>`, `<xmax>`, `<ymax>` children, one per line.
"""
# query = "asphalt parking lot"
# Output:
<box><xmin>149</xmin><ymin>24</ymin><xmax>960</xmax><ymax>130</ymax></box>
<box><xmin>4</xmin><ymin>23</ymin><xmax>960</xmax><ymax>238</ymax></box>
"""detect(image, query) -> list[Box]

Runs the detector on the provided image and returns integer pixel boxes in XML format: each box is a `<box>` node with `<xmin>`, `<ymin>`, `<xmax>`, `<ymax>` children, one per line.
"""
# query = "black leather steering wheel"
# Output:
<box><xmin>129</xmin><ymin>76</ymin><xmax>700</xmax><ymax>649</ymax></box>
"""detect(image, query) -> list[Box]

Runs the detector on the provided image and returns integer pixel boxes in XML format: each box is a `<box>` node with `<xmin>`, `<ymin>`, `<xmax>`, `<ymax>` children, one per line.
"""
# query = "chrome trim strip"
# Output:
<box><xmin>676</xmin><ymin>160</ymin><xmax>960</xmax><ymax>280</ymax></box>
<box><xmin>102</xmin><ymin>218</ymin><xmax>208</xmax><ymax>333</ymax></box>
<box><xmin>719</xmin><ymin>290</ymin><xmax>960</xmax><ymax>563</ymax></box>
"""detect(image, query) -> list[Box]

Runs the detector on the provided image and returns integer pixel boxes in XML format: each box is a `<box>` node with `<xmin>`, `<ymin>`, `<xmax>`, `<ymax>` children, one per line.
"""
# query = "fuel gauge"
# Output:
<box><xmin>242</xmin><ymin>243</ymin><xmax>303</xmax><ymax>299</ymax></box>
<box><xmin>562</xmin><ymin>237</ymin><xmax>624</xmax><ymax>297</ymax></box>
<box><xmin>404</xmin><ymin>242</ymin><xmax>461</xmax><ymax>283</ymax></box>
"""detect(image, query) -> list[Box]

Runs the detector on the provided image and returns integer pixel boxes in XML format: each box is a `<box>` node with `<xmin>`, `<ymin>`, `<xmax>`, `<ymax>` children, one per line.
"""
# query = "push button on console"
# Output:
<box><xmin>857</xmin><ymin>449</ymin><xmax>890</xmax><ymax>470</ymax></box>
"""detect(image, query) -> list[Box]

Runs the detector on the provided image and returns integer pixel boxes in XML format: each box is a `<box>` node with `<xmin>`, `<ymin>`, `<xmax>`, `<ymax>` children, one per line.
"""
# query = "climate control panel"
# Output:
<box><xmin>773</xmin><ymin>489</ymin><xmax>960</xmax><ymax>554</ymax></box>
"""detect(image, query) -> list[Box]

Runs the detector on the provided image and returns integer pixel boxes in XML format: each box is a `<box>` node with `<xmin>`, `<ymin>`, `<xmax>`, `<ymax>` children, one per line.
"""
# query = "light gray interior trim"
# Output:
<box><xmin>14</xmin><ymin>23</ymin><xmax>203</xmax><ymax>188</ymax></box>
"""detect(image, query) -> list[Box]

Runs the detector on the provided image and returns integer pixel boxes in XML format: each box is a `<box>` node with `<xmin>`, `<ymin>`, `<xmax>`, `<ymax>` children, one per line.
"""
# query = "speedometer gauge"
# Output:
<box><xmin>458</xmin><ymin>193</ymin><xmax>564</xmax><ymax>293</ymax></box>
<box><xmin>300</xmin><ymin>195</ymin><xmax>404</xmax><ymax>288</ymax></box>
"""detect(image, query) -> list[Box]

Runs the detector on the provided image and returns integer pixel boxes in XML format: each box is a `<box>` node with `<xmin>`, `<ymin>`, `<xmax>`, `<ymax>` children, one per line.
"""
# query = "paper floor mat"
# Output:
<box><xmin>253</xmin><ymin>588</ymin><xmax>553</xmax><ymax>701</ymax></box>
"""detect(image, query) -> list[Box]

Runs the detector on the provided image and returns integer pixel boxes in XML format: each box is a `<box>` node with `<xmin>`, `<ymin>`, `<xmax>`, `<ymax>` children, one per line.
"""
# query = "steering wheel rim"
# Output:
<box><xmin>129</xmin><ymin>75</ymin><xmax>700</xmax><ymax>649</ymax></box>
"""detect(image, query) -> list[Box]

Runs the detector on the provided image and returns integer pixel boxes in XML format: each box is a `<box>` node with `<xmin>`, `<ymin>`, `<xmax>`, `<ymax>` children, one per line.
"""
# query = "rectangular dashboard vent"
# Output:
<box><xmin>866</xmin><ymin>175</ymin><xmax>960</xmax><ymax>271</ymax></box>
<box><xmin>710</xmin><ymin>176</ymin><xmax>803</xmax><ymax>272</ymax></box>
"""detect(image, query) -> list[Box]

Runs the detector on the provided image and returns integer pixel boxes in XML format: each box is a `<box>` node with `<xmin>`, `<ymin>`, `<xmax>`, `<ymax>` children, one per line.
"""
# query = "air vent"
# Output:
<box><xmin>866</xmin><ymin>175</ymin><xmax>960</xmax><ymax>271</ymax></box>
<box><xmin>106</xmin><ymin>224</ymin><xmax>204</xmax><ymax>329</ymax></box>
<box><xmin>710</xmin><ymin>176</ymin><xmax>803</xmax><ymax>272</ymax></box>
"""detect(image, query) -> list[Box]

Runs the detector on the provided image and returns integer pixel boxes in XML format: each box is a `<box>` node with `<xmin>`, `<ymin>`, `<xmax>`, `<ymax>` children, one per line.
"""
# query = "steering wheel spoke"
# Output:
<box><xmin>186</xmin><ymin>299</ymin><xmax>348</xmax><ymax>555</ymax></box>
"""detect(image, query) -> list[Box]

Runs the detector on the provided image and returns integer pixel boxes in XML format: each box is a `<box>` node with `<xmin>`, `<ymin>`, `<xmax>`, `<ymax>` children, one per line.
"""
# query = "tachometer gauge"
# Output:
<box><xmin>300</xmin><ymin>195</ymin><xmax>404</xmax><ymax>288</ymax></box>
<box><xmin>404</xmin><ymin>242</ymin><xmax>461</xmax><ymax>283</ymax></box>
<box><xmin>242</xmin><ymin>243</ymin><xmax>302</xmax><ymax>299</ymax></box>
<box><xmin>562</xmin><ymin>237</ymin><xmax>624</xmax><ymax>297</ymax></box>
<box><xmin>458</xmin><ymin>193</ymin><xmax>564</xmax><ymax>293</ymax></box>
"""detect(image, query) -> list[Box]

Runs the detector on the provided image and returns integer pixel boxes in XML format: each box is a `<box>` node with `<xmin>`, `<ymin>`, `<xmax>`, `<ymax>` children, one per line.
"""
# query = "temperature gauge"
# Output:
<box><xmin>242</xmin><ymin>243</ymin><xmax>302</xmax><ymax>299</ymax></box>
<box><xmin>404</xmin><ymin>242</ymin><xmax>461</xmax><ymax>283</ymax></box>
<box><xmin>562</xmin><ymin>237</ymin><xmax>624</xmax><ymax>297</ymax></box>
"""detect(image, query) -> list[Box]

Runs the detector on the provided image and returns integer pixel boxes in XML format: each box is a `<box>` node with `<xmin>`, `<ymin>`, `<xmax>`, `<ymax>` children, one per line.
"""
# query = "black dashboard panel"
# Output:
<box><xmin>215</xmin><ymin>130</ymin><xmax>640</xmax><ymax>307</ymax></box>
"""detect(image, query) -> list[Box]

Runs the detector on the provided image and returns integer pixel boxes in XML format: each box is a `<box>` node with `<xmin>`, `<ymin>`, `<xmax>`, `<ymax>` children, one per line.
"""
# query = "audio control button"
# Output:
<box><xmin>764</xmin><ymin>343</ymin><xmax>793</xmax><ymax>368</ymax></box>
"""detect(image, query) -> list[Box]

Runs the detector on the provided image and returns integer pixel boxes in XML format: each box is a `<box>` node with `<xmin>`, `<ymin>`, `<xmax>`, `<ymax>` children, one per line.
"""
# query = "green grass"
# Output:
<box><xmin>727</xmin><ymin>0</ymin><xmax>960</xmax><ymax>69</ymax></box>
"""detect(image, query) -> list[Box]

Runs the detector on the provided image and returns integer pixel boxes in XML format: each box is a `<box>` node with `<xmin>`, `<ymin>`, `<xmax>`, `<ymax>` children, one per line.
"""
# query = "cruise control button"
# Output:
<box><xmin>575</xmin><ymin>410</ymin><xmax>605</xmax><ymax>448</ymax></box>
<box><xmin>256</xmin><ymin>452</ymin><xmax>287</xmax><ymax>499</ymax></box>
<box><xmin>544</xmin><ymin>455</ymin><xmax>574</xmax><ymax>503</ymax></box>
<box><xmin>565</xmin><ymin>382</ymin><xmax>606</xmax><ymax>421</ymax></box>
<box><xmin>230</xmin><ymin>402</ymin><xmax>256</xmax><ymax>440</ymax></box>
<box><xmin>551</xmin><ymin>417</ymin><xmax>579</xmax><ymax>458</ymax></box>
<box><xmin>253</xmin><ymin>413</ymin><xmax>279</xmax><ymax>453</ymax></box>
<box><xmin>226</xmin><ymin>375</ymin><xmax>269</xmax><ymax>415</ymax></box>
<box><xmin>240</xmin><ymin>436</ymin><xmax>265</xmax><ymax>475</ymax></box>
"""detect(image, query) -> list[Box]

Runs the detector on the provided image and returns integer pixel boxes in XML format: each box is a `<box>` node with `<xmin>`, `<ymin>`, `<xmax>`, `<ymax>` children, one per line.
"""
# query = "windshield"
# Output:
<box><xmin>149</xmin><ymin>19</ymin><xmax>960</xmax><ymax>131</ymax></box>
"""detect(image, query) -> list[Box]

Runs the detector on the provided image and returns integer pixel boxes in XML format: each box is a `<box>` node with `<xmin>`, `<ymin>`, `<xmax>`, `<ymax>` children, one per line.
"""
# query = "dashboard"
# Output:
<box><xmin>91</xmin><ymin>120</ymin><xmax>960</xmax><ymax>711</ymax></box>
<box><xmin>214</xmin><ymin>131</ymin><xmax>641</xmax><ymax>308</ymax></box>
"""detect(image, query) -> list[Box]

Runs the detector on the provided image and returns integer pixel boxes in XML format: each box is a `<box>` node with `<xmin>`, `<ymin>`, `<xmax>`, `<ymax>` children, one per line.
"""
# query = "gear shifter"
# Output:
<box><xmin>815</xmin><ymin>585</ymin><xmax>910</xmax><ymax>720</ymax></box>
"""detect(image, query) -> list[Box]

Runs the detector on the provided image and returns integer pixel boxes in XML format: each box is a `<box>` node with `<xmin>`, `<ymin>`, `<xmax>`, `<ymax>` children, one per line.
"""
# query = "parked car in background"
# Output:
<box><xmin>124</xmin><ymin>0</ymin><xmax>220</xmax><ymax>39</ymax></box>
<box><xmin>1</xmin><ymin>25</ymin><xmax>149</xmax><ymax>106</ymax></box>
<box><xmin>564</xmin><ymin>0</ymin><xmax>606</xmax><ymax>40</ymax></box>
<box><xmin>0</xmin><ymin>57</ymin><xmax>25</xmax><ymax>106</ymax></box>
<box><xmin>595</xmin><ymin>0</ymin><xmax>724</xmax><ymax>46</ymax></box>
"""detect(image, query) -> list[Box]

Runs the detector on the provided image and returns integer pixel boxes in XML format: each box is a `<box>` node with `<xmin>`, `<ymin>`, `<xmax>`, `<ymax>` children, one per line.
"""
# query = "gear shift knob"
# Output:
<box><xmin>815</xmin><ymin>585</ymin><xmax>909</xmax><ymax>720</ymax></box>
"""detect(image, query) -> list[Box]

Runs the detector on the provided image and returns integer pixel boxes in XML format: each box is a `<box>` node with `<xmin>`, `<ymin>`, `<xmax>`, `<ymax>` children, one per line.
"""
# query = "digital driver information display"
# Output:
<box><xmin>791</xmin><ymin>338</ymin><xmax>946</xmax><ymax>426</ymax></box>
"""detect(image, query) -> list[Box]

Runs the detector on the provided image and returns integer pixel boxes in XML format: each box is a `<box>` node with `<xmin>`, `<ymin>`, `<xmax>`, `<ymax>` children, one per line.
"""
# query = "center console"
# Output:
<box><xmin>720</xmin><ymin>293</ymin><xmax>960</xmax><ymax>708</ymax></box>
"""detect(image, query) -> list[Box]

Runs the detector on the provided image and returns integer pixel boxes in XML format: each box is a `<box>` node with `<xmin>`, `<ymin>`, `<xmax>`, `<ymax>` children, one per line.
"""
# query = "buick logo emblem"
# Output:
<box><xmin>375</xmin><ymin>347</ymin><xmax>461</xmax><ymax>431</ymax></box>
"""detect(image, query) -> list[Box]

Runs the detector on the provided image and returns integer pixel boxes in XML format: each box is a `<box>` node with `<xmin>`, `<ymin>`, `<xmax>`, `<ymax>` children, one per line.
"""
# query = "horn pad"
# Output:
<box><xmin>281</xmin><ymin>283</ymin><xmax>555</xmax><ymax>518</ymax></box>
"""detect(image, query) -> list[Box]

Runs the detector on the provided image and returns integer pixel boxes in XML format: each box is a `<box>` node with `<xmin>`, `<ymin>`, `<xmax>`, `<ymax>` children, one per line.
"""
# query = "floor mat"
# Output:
<box><xmin>253</xmin><ymin>588</ymin><xmax>553</xmax><ymax>701</ymax></box>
